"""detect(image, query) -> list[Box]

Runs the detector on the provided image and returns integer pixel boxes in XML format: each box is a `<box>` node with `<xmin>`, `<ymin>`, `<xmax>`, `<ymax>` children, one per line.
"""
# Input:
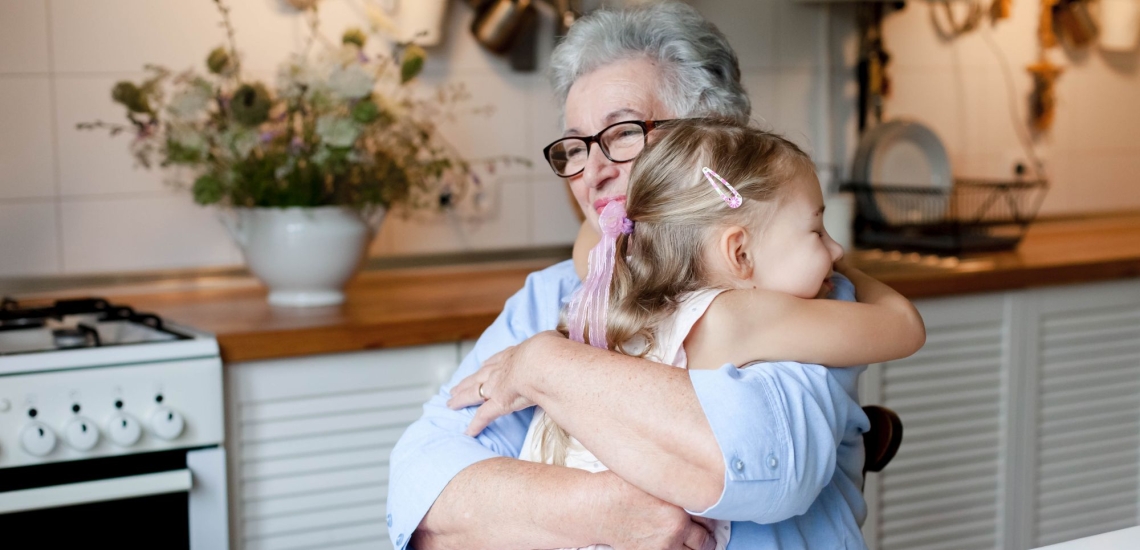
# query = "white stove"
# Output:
<box><xmin>0</xmin><ymin>298</ymin><xmax>228</xmax><ymax>549</ymax></box>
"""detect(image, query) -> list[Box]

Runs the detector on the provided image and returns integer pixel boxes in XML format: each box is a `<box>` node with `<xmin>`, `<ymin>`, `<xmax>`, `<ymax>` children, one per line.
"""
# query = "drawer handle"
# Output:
<box><xmin>0</xmin><ymin>469</ymin><xmax>192</xmax><ymax>514</ymax></box>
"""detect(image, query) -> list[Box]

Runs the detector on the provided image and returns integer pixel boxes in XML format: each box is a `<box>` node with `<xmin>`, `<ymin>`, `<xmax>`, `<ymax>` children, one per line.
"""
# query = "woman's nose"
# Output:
<box><xmin>581</xmin><ymin>143</ymin><xmax>619</xmax><ymax>189</ymax></box>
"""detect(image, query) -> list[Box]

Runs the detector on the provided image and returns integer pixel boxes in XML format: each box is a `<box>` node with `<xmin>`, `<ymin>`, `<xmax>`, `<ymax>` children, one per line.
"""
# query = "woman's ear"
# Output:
<box><xmin>715</xmin><ymin>225</ymin><xmax>753</xmax><ymax>281</ymax></box>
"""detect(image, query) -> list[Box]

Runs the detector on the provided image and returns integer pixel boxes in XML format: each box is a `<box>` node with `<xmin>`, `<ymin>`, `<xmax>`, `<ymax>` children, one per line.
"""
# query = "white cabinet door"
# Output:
<box><xmin>226</xmin><ymin>344</ymin><xmax>462</xmax><ymax>550</ymax></box>
<box><xmin>863</xmin><ymin>278</ymin><xmax>1140</xmax><ymax>550</ymax></box>
<box><xmin>1024</xmin><ymin>280</ymin><xmax>1140</xmax><ymax>549</ymax></box>
<box><xmin>862</xmin><ymin>293</ymin><xmax>1012</xmax><ymax>550</ymax></box>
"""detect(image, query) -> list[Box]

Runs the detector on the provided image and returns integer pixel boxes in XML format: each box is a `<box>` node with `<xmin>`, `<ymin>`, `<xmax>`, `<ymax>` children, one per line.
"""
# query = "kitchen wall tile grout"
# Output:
<box><xmin>45</xmin><ymin>0</ymin><xmax>64</xmax><ymax>274</ymax></box>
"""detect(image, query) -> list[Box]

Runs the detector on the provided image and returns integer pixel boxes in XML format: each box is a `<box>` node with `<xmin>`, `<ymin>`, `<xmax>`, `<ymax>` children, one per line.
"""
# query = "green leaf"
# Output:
<box><xmin>351</xmin><ymin>99</ymin><xmax>380</xmax><ymax>124</ymax></box>
<box><xmin>192</xmin><ymin>174</ymin><xmax>224</xmax><ymax>205</ymax></box>
<box><xmin>400</xmin><ymin>44</ymin><xmax>426</xmax><ymax>84</ymax></box>
<box><xmin>342</xmin><ymin>28</ymin><xmax>367</xmax><ymax>48</ymax></box>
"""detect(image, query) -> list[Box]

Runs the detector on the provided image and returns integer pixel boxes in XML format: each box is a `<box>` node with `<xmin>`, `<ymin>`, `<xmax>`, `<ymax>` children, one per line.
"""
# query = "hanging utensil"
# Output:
<box><xmin>471</xmin><ymin>0</ymin><xmax>533</xmax><ymax>53</ymax></box>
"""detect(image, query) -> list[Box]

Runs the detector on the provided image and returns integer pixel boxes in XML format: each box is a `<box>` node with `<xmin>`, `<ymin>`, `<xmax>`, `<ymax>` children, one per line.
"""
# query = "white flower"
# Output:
<box><xmin>168</xmin><ymin>124</ymin><xmax>207</xmax><ymax>154</ymax></box>
<box><xmin>276</xmin><ymin>56</ymin><xmax>322</xmax><ymax>100</ymax></box>
<box><xmin>167</xmin><ymin>82</ymin><xmax>212</xmax><ymax>119</ymax></box>
<box><xmin>316</xmin><ymin>115</ymin><xmax>359</xmax><ymax>148</ymax></box>
<box><xmin>311</xmin><ymin>147</ymin><xmax>330</xmax><ymax>166</ymax></box>
<box><xmin>224</xmin><ymin>128</ymin><xmax>260</xmax><ymax>159</ymax></box>
<box><xmin>327</xmin><ymin>63</ymin><xmax>375</xmax><ymax>100</ymax></box>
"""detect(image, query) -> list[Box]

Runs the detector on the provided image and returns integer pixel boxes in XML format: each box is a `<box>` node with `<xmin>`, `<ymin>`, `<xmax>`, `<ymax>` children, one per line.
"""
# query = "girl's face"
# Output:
<box><xmin>562</xmin><ymin>57</ymin><xmax>673</xmax><ymax>233</ymax></box>
<box><xmin>746</xmin><ymin>172</ymin><xmax>845</xmax><ymax>299</ymax></box>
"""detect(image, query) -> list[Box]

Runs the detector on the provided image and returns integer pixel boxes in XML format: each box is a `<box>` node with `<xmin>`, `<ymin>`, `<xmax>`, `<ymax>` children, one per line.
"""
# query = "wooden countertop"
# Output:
<box><xmin>852</xmin><ymin>212</ymin><xmax>1140</xmax><ymax>298</ymax></box>
<box><xmin>113</xmin><ymin>212</ymin><xmax>1140</xmax><ymax>363</ymax></box>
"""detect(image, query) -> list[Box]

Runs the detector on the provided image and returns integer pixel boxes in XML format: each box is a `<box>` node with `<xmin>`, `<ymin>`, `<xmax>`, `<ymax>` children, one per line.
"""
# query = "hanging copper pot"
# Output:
<box><xmin>472</xmin><ymin>0</ymin><xmax>533</xmax><ymax>53</ymax></box>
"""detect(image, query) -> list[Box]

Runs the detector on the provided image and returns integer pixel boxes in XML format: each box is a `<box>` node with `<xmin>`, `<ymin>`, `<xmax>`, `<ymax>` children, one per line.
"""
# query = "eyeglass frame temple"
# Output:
<box><xmin>542</xmin><ymin>119</ymin><xmax>674</xmax><ymax>177</ymax></box>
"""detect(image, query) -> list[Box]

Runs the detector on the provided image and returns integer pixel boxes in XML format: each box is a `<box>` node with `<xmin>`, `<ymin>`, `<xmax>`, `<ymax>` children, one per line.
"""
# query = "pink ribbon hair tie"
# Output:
<box><xmin>566</xmin><ymin>200</ymin><xmax>632</xmax><ymax>350</ymax></box>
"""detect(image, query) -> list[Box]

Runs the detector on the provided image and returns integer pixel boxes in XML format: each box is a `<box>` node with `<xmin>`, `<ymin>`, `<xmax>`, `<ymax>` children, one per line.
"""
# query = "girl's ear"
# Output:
<box><xmin>715</xmin><ymin>225</ymin><xmax>753</xmax><ymax>281</ymax></box>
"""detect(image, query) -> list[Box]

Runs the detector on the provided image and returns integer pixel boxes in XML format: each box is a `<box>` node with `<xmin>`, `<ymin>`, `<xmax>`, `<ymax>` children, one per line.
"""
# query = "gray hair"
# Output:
<box><xmin>549</xmin><ymin>1</ymin><xmax>750</xmax><ymax>125</ymax></box>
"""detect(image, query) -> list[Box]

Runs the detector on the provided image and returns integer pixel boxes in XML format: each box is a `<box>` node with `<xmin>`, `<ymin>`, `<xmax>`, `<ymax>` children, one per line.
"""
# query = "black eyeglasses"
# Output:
<box><xmin>542</xmin><ymin>119</ymin><xmax>675</xmax><ymax>177</ymax></box>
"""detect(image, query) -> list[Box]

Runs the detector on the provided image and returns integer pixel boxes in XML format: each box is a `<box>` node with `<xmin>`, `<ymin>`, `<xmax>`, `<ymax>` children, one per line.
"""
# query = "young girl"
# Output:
<box><xmin>518</xmin><ymin>119</ymin><xmax>925</xmax><ymax>549</ymax></box>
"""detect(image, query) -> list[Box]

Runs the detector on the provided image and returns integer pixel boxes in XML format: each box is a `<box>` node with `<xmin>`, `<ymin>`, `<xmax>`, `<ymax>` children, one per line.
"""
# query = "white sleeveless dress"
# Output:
<box><xmin>519</xmin><ymin>289</ymin><xmax>731</xmax><ymax>550</ymax></box>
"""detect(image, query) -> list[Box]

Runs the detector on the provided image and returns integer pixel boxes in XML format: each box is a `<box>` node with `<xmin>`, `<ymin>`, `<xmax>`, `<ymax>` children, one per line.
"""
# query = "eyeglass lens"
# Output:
<box><xmin>547</xmin><ymin>122</ymin><xmax>647</xmax><ymax>177</ymax></box>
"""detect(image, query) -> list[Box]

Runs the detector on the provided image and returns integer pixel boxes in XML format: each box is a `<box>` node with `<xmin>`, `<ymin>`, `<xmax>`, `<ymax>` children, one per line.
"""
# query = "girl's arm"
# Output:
<box><xmin>685</xmin><ymin>261</ymin><xmax>925</xmax><ymax>369</ymax></box>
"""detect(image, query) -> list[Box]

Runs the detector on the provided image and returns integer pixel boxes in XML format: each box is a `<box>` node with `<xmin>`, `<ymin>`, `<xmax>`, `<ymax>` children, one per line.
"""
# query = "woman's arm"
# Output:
<box><xmin>414</xmin><ymin>461</ymin><xmax>713</xmax><ymax>550</ymax></box>
<box><xmin>452</xmin><ymin>336</ymin><xmax>725</xmax><ymax>511</ymax></box>
<box><xmin>685</xmin><ymin>263</ymin><xmax>925</xmax><ymax>369</ymax></box>
<box><xmin>449</xmin><ymin>330</ymin><xmax>858</xmax><ymax>521</ymax></box>
<box><xmin>389</xmin><ymin>261</ymin><xmax>714</xmax><ymax>550</ymax></box>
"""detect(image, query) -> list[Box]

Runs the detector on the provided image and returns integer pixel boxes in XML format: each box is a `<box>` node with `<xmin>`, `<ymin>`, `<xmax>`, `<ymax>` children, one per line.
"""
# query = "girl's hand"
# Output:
<box><xmin>447</xmin><ymin>331</ymin><xmax>563</xmax><ymax>436</ymax></box>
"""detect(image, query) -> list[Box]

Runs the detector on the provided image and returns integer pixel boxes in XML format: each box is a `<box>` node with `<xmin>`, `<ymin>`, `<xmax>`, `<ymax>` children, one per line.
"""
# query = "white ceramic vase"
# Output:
<box><xmin>219</xmin><ymin>206</ymin><xmax>385</xmax><ymax>307</ymax></box>
<box><xmin>397</xmin><ymin>0</ymin><xmax>449</xmax><ymax>46</ymax></box>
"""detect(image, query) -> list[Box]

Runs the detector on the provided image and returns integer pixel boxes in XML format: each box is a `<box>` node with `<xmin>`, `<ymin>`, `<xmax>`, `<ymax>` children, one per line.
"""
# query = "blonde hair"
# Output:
<box><xmin>539</xmin><ymin>119</ymin><xmax>815</xmax><ymax>465</ymax></box>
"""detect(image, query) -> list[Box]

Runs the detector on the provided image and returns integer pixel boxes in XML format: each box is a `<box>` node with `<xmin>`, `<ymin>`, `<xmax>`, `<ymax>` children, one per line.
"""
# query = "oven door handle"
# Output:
<box><xmin>0</xmin><ymin>469</ymin><xmax>192</xmax><ymax>514</ymax></box>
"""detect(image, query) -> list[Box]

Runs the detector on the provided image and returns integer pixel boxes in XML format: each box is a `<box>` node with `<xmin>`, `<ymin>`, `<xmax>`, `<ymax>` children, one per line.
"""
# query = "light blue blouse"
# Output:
<box><xmin>387</xmin><ymin>260</ymin><xmax>870</xmax><ymax>549</ymax></box>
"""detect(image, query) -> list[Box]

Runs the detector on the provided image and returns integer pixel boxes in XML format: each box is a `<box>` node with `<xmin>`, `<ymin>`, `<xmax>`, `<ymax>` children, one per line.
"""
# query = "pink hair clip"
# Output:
<box><xmin>702</xmin><ymin>167</ymin><xmax>742</xmax><ymax>208</ymax></box>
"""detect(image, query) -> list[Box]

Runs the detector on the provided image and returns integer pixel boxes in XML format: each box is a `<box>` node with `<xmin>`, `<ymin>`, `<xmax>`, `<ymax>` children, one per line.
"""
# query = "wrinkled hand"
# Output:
<box><xmin>595</xmin><ymin>471</ymin><xmax>717</xmax><ymax>550</ymax></box>
<box><xmin>447</xmin><ymin>331</ymin><xmax>562</xmax><ymax>436</ymax></box>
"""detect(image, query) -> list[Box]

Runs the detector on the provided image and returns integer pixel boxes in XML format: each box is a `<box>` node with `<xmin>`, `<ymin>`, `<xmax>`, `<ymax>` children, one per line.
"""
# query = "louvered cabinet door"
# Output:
<box><xmin>862</xmin><ymin>294</ymin><xmax>1011</xmax><ymax>550</ymax></box>
<box><xmin>1026</xmin><ymin>279</ymin><xmax>1140</xmax><ymax>548</ymax></box>
<box><xmin>227</xmin><ymin>344</ymin><xmax>463</xmax><ymax>550</ymax></box>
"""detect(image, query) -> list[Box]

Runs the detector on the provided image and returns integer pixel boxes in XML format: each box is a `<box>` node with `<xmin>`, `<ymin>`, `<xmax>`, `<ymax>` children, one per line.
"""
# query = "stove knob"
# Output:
<box><xmin>64</xmin><ymin>417</ymin><xmax>100</xmax><ymax>451</ymax></box>
<box><xmin>149</xmin><ymin>407</ymin><xmax>184</xmax><ymax>441</ymax></box>
<box><xmin>106</xmin><ymin>412</ymin><xmax>142</xmax><ymax>447</ymax></box>
<box><xmin>20</xmin><ymin>421</ymin><xmax>57</xmax><ymax>457</ymax></box>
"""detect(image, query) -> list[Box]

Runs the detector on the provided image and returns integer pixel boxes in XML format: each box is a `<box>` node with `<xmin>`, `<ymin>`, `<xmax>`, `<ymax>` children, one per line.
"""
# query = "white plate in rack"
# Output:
<box><xmin>852</xmin><ymin>119</ymin><xmax>952</xmax><ymax>223</ymax></box>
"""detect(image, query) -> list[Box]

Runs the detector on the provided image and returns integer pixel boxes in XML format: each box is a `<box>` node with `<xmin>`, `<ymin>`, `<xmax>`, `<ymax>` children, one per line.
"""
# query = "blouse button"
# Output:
<box><xmin>733</xmin><ymin>458</ymin><xmax>745</xmax><ymax>472</ymax></box>
<box><xmin>767</xmin><ymin>454</ymin><xmax>779</xmax><ymax>469</ymax></box>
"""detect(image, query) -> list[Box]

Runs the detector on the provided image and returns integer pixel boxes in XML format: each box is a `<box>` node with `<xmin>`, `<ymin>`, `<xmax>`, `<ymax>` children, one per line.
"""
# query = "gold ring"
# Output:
<box><xmin>478</xmin><ymin>383</ymin><xmax>487</xmax><ymax>400</ymax></box>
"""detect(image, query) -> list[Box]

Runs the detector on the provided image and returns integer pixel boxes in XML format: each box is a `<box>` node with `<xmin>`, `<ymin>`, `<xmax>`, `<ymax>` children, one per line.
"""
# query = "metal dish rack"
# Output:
<box><xmin>839</xmin><ymin>179</ymin><xmax>1048</xmax><ymax>254</ymax></box>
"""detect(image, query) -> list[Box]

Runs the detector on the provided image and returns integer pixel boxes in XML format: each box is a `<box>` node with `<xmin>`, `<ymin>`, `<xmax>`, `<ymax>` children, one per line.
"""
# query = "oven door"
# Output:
<box><xmin>0</xmin><ymin>446</ymin><xmax>228</xmax><ymax>549</ymax></box>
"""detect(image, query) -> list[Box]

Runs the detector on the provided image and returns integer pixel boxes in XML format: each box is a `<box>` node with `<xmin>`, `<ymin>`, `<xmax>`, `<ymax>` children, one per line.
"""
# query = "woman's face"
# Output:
<box><xmin>562</xmin><ymin>57</ymin><xmax>674</xmax><ymax>232</ymax></box>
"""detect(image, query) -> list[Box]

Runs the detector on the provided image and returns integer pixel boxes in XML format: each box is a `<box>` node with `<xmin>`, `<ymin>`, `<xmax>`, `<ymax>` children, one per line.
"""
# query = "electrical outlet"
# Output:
<box><xmin>1000</xmin><ymin>148</ymin><xmax>1045</xmax><ymax>179</ymax></box>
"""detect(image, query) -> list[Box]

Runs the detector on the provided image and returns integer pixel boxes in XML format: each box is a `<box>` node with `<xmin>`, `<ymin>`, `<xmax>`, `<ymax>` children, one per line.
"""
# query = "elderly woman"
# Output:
<box><xmin>387</xmin><ymin>3</ymin><xmax>869</xmax><ymax>550</ymax></box>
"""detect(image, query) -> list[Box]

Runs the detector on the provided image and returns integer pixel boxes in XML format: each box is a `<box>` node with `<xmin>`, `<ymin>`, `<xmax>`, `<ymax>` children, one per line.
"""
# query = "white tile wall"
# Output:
<box><xmin>59</xmin><ymin>194</ymin><xmax>240</xmax><ymax>273</ymax></box>
<box><xmin>49</xmin><ymin>0</ymin><xmax>227</xmax><ymax>74</ymax></box>
<box><xmin>54</xmin><ymin>74</ymin><xmax>169</xmax><ymax>197</ymax></box>
<box><xmin>0</xmin><ymin>0</ymin><xmax>49</xmax><ymax>74</ymax></box>
<box><xmin>690</xmin><ymin>0</ymin><xmax>778</xmax><ymax>71</ymax></box>
<box><xmin>0</xmin><ymin>200</ymin><xmax>60</xmax><ymax>276</ymax></box>
<box><xmin>776</xmin><ymin>0</ymin><xmax>829</xmax><ymax>69</ymax></box>
<box><xmin>883</xmin><ymin>67</ymin><xmax>990</xmax><ymax>169</ymax></box>
<box><xmin>33</xmin><ymin>0</ymin><xmax>1136</xmax><ymax>276</ymax></box>
<box><xmin>369</xmin><ymin>177</ymin><xmax>533</xmax><ymax>256</ymax></box>
<box><xmin>415</xmin><ymin>72</ymin><xmax>533</xmax><ymax>162</ymax></box>
<box><xmin>1040</xmin><ymin>152</ymin><xmax>1140</xmax><ymax>214</ymax></box>
<box><xmin>530</xmin><ymin>177</ymin><xmax>581</xmax><ymax>246</ymax></box>
<box><xmin>0</xmin><ymin>0</ymin><xmax>839</xmax><ymax>275</ymax></box>
<box><xmin>742</xmin><ymin>71</ymin><xmax>779</xmax><ymax>130</ymax></box>
<box><xmin>0</xmin><ymin>76</ymin><xmax>56</xmax><ymax>199</ymax></box>
<box><xmin>866</xmin><ymin>0</ymin><xmax>1140</xmax><ymax>216</ymax></box>
<box><xmin>773</xmin><ymin>67</ymin><xmax>828</xmax><ymax>155</ymax></box>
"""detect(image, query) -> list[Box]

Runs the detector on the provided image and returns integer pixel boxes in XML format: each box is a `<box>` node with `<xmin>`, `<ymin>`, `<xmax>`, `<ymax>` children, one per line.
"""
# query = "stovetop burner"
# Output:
<box><xmin>0</xmin><ymin>297</ymin><xmax>191</xmax><ymax>356</ymax></box>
